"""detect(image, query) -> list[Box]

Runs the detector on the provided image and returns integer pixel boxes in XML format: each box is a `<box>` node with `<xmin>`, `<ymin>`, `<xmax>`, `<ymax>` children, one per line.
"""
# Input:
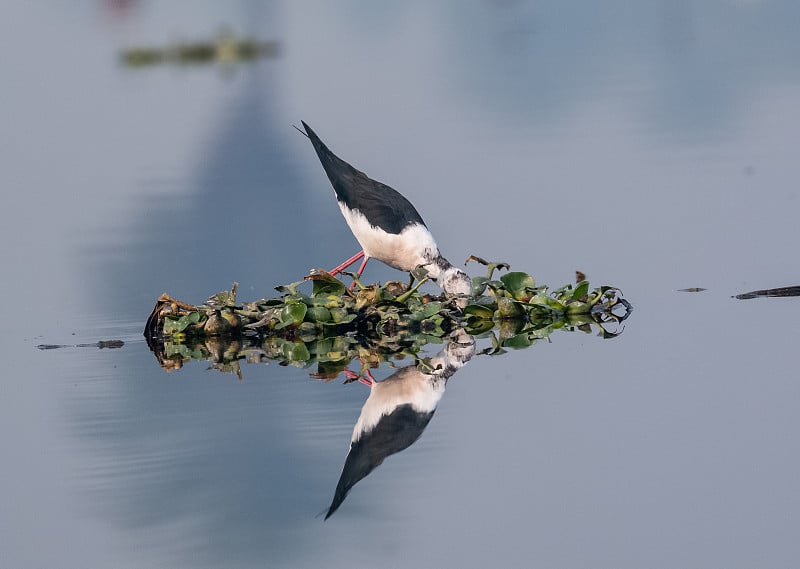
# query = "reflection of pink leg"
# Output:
<box><xmin>362</xmin><ymin>369</ymin><xmax>376</xmax><ymax>385</ymax></box>
<box><xmin>343</xmin><ymin>368</ymin><xmax>375</xmax><ymax>386</ymax></box>
<box><xmin>329</xmin><ymin>251</ymin><xmax>364</xmax><ymax>275</ymax></box>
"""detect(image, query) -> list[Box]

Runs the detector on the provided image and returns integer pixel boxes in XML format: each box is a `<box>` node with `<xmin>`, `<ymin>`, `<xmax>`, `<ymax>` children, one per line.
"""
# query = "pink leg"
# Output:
<box><xmin>356</xmin><ymin>256</ymin><xmax>369</xmax><ymax>276</ymax></box>
<box><xmin>345</xmin><ymin>256</ymin><xmax>370</xmax><ymax>291</ymax></box>
<box><xmin>329</xmin><ymin>250</ymin><xmax>364</xmax><ymax>276</ymax></box>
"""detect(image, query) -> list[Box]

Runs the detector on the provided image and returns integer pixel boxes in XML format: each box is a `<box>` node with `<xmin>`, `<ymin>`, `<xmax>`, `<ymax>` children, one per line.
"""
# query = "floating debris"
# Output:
<box><xmin>36</xmin><ymin>340</ymin><xmax>125</xmax><ymax>350</ymax></box>
<box><xmin>734</xmin><ymin>285</ymin><xmax>800</xmax><ymax>300</ymax></box>
<box><xmin>143</xmin><ymin>261</ymin><xmax>632</xmax><ymax>377</ymax></box>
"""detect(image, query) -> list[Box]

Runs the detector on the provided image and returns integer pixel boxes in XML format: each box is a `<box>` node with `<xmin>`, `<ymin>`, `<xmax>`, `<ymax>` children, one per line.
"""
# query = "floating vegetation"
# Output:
<box><xmin>121</xmin><ymin>32</ymin><xmax>279</xmax><ymax>68</ymax></box>
<box><xmin>144</xmin><ymin>259</ymin><xmax>632</xmax><ymax>378</ymax></box>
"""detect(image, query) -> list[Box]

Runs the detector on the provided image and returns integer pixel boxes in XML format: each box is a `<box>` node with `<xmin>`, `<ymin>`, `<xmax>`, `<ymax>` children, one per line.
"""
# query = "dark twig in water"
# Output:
<box><xmin>734</xmin><ymin>285</ymin><xmax>800</xmax><ymax>300</ymax></box>
<box><xmin>37</xmin><ymin>340</ymin><xmax>125</xmax><ymax>350</ymax></box>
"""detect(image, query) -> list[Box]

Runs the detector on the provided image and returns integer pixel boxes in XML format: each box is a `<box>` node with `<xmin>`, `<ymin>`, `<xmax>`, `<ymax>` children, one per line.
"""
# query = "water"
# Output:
<box><xmin>2</xmin><ymin>1</ymin><xmax>800</xmax><ymax>568</ymax></box>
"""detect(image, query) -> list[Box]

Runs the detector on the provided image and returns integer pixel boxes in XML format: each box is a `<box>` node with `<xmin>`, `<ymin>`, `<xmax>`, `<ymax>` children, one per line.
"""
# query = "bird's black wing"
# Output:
<box><xmin>302</xmin><ymin>121</ymin><xmax>426</xmax><ymax>234</ymax></box>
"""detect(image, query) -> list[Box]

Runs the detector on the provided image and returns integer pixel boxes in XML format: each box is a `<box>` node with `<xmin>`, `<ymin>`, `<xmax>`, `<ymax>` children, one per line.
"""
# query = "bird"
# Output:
<box><xmin>301</xmin><ymin>121</ymin><xmax>472</xmax><ymax>296</ymax></box>
<box><xmin>324</xmin><ymin>329</ymin><xmax>475</xmax><ymax>519</ymax></box>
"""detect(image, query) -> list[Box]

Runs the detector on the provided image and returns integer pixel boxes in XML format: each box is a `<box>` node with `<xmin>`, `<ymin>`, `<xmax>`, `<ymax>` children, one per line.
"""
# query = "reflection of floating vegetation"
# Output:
<box><xmin>121</xmin><ymin>34</ymin><xmax>279</xmax><ymax>67</ymax></box>
<box><xmin>144</xmin><ymin>260</ymin><xmax>632</xmax><ymax>377</ymax></box>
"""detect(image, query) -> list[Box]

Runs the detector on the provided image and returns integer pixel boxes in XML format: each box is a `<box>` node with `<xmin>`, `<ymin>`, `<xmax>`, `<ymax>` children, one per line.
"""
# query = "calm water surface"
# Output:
<box><xmin>2</xmin><ymin>2</ymin><xmax>800</xmax><ymax>568</ymax></box>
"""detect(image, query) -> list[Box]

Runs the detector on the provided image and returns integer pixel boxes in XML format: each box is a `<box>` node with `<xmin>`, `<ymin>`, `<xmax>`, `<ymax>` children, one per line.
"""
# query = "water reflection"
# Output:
<box><xmin>140</xmin><ymin>286</ymin><xmax>629</xmax><ymax>525</ymax></box>
<box><xmin>325</xmin><ymin>329</ymin><xmax>475</xmax><ymax>518</ymax></box>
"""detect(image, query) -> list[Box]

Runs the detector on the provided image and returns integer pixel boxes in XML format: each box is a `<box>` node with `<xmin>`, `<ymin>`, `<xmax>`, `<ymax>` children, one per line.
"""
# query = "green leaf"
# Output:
<box><xmin>502</xmin><ymin>332</ymin><xmax>533</xmax><ymax>349</ymax></box>
<box><xmin>311</xmin><ymin>273</ymin><xmax>346</xmax><ymax>297</ymax></box>
<box><xmin>471</xmin><ymin>276</ymin><xmax>489</xmax><ymax>296</ymax></box>
<box><xmin>275</xmin><ymin>301</ymin><xmax>307</xmax><ymax>329</ymax></box>
<box><xmin>494</xmin><ymin>296</ymin><xmax>525</xmax><ymax>318</ymax></box>
<box><xmin>163</xmin><ymin>310</ymin><xmax>203</xmax><ymax>334</ymax></box>
<box><xmin>305</xmin><ymin>306</ymin><xmax>332</xmax><ymax>323</ymax></box>
<box><xmin>413</xmin><ymin>301</ymin><xmax>443</xmax><ymax>320</ymax></box>
<box><xmin>500</xmin><ymin>272</ymin><xmax>537</xmax><ymax>300</ymax></box>
<box><xmin>282</xmin><ymin>340</ymin><xmax>311</xmax><ymax>363</ymax></box>
<box><xmin>326</xmin><ymin>308</ymin><xmax>357</xmax><ymax>325</ymax></box>
<box><xmin>465</xmin><ymin>319</ymin><xmax>496</xmax><ymax>335</ymax></box>
<box><xmin>571</xmin><ymin>280</ymin><xmax>590</xmax><ymax>301</ymax></box>
<box><xmin>566</xmin><ymin>301</ymin><xmax>591</xmax><ymax>315</ymax></box>
<box><xmin>463</xmin><ymin>303</ymin><xmax>495</xmax><ymax>319</ymax></box>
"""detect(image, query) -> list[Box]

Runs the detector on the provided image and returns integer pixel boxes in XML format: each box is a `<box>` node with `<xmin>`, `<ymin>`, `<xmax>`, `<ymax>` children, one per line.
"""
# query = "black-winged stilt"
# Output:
<box><xmin>301</xmin><ymin>121</ymin><xmax>472</xmax><ymax>296</ymax></box>
<box><xmin>324</xmin><ymin>329</ymin><xmax>475</xmax><ymax>519</ymax></box>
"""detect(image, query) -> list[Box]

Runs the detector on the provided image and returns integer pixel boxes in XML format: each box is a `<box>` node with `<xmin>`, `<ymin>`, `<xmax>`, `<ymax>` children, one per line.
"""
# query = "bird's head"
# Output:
<box><xmin>439</xmin><ymin>266</ymin><xmax>472</xmax><ymax>297</ymax></box>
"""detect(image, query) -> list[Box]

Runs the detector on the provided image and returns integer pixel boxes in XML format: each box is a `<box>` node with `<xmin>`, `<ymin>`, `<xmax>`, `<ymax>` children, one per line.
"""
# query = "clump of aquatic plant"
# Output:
<box><xmin>144</xmin><ymin>259</ymin><xmax>631</xmax><ymax>377</ymax></box>
<box><xmin>121</xmin><ymin>33</ymin><xmax>279</xmax><ymax>67</ymax></box>
<box><xmin>461</xmin><ymin>256</ymin><xmax>630</xmax><ymax>346</ymax></box>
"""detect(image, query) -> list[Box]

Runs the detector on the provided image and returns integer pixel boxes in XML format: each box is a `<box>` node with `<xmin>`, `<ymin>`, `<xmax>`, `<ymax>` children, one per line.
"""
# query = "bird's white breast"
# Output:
<box><xmin>351</xmin><ymin>369</ymin><xmax>444</xmax><ymax>443</ymax></box>
<box><xmin>338</xmin><ymin>204</ymin><xmax>439</xmax><ymax>271</ymax></box>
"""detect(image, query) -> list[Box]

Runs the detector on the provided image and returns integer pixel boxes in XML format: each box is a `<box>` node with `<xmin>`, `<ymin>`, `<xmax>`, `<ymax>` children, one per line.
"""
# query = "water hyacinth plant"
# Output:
<box><xmin>144</xmin><ymin>259</ymin><xmax>631</xmax><ymax>377</ymax></box>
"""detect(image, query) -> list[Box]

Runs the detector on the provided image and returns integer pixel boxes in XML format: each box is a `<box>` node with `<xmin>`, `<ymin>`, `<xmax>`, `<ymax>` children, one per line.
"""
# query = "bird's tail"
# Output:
<box><xmin>300</xmin><ymin>121</ymin><xmax>356</xmax><ymax>192</ymax></box>
<box><xmin>302</xmin><ymin>121</ymin><xmax>337</xmax><ymax>169</ymax></box>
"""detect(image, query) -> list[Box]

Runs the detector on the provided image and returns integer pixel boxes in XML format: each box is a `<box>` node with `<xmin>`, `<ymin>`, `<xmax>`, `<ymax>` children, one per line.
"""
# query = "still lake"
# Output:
<box><xmin>2</xmin><ymin>2</ymin><xmax>800</xmax><ymax>568</ymax></box>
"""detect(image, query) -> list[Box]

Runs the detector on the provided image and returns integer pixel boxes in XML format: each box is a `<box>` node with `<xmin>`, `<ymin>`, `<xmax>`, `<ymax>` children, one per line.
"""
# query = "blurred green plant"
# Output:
<box><xmin>121</xmin><ymin>33</ymin><xmax>279</xmax><ymax>67</ymax></box>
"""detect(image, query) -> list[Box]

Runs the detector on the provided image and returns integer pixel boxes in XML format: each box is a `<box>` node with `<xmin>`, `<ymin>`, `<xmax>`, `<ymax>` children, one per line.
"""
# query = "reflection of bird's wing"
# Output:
<box><xmin>302</xmin><ymin>121</ymin><xmax>426</xmax><ymax>234</ymax></box>
<box><xmin>324</xmin><ymin>402</ymin><xmax>434</xmax><ymax>519</ymax></box>
<box><xmin>324</xmin><ymin>331</ymin><xmax>475</xmax><ymax>519</ymax></box>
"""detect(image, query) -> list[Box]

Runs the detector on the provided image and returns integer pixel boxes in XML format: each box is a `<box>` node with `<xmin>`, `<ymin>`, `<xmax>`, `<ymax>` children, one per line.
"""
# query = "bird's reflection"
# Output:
<box><xmin>325</xmin><ymin>329</ymin><xmax>475</xmax><ymax>519</ymax></box>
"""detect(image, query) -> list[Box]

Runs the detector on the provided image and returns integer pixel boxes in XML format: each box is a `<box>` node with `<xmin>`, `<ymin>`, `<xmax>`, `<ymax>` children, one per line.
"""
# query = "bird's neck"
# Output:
<box><xmin>423</xmin><ymin>253</ymin><xmax>472</xmax><ymax>297</ymax></box>
<box><xmin>423</xmin><ymin>253</ymin><xmax>453</xmax><ymax>281</ymax></box>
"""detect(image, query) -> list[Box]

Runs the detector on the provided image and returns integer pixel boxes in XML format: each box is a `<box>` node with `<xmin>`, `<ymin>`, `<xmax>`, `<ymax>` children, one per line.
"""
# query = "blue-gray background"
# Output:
<box><xmin>2</xmin><ymin>2</ymin><xmax>799</xmax><ymax>568</ymax></box>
